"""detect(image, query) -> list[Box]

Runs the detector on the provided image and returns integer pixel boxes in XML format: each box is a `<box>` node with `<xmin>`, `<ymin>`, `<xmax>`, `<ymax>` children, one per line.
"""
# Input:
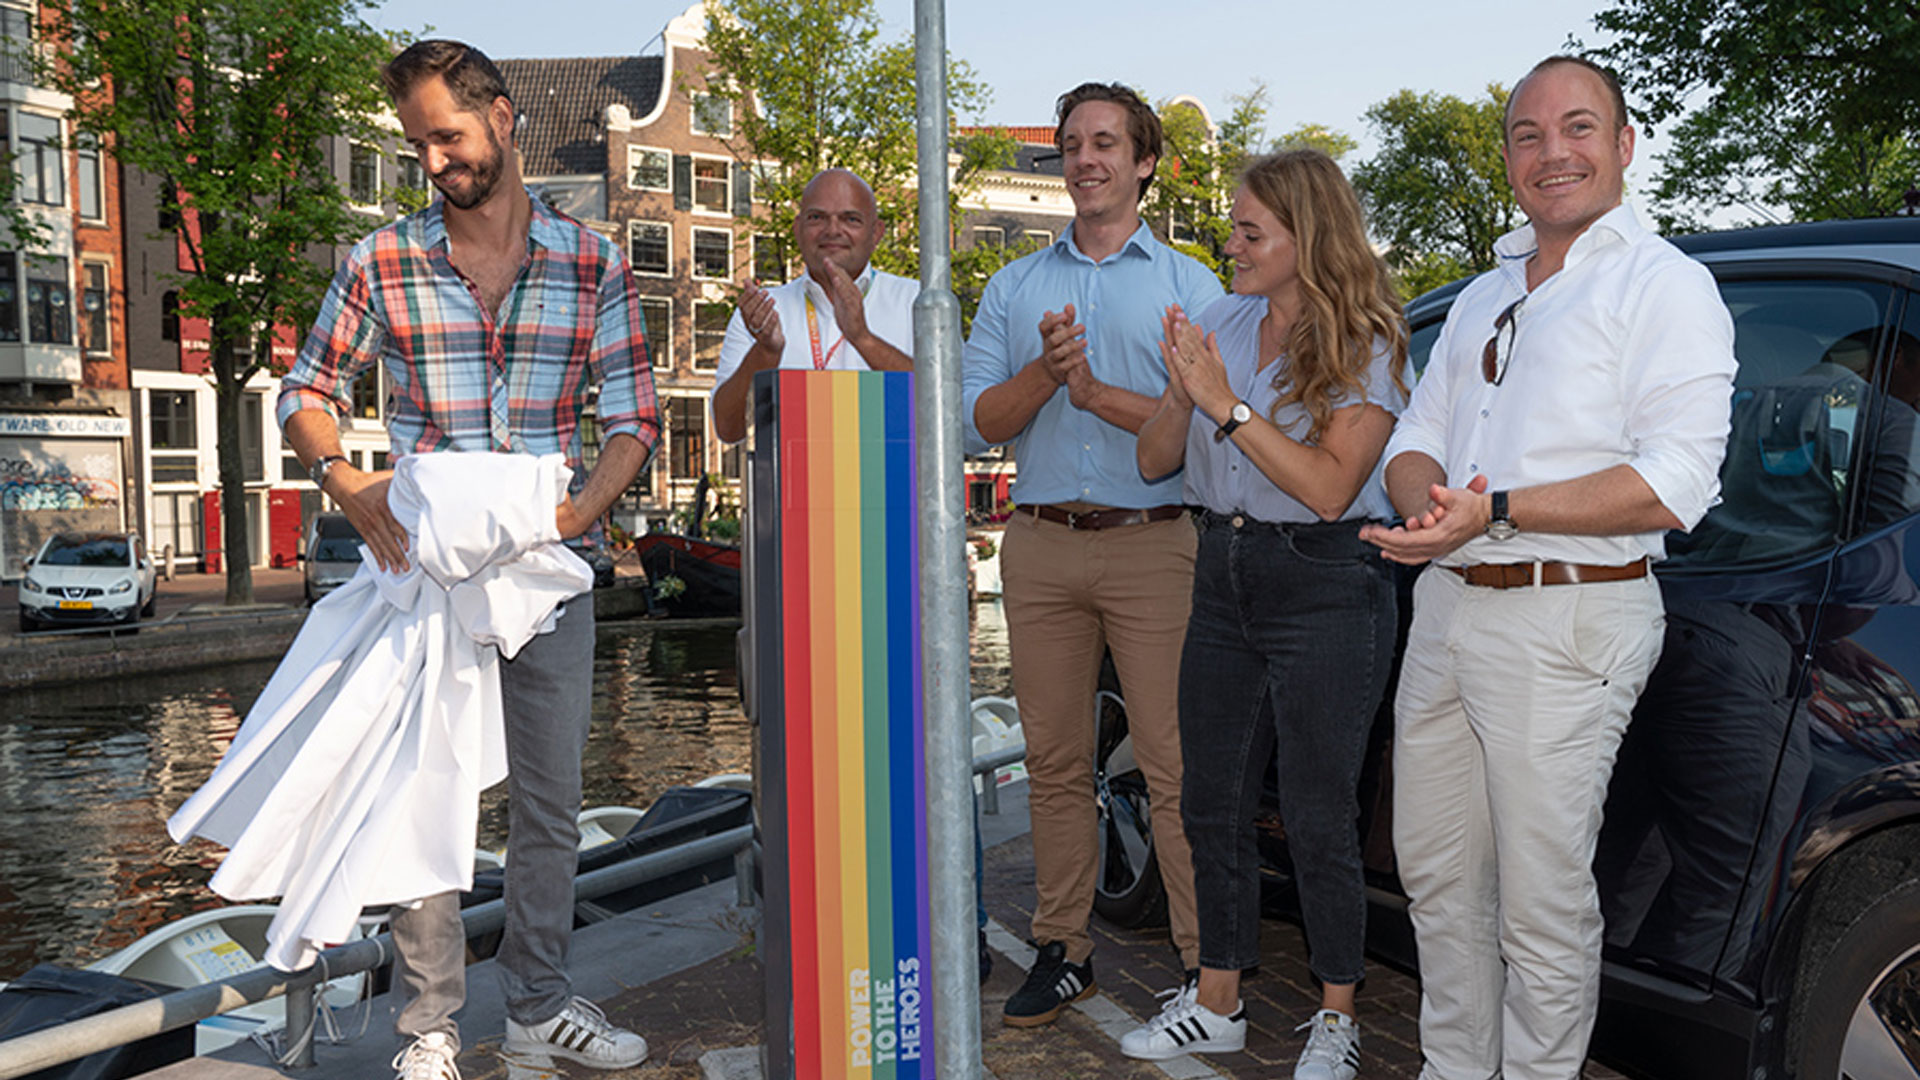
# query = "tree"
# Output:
<box><xmin>1351</xmin><ymin>86</ymin><xmax>1517</xmax><ymax>297</ymax></box>
<box><xmin>1588</xmin><ymin>0</ymin><xmax>1920</xmax><ymax>224</ymax></box>
<box><xmin>44</xmin><ymin>0</ymin><xmax>394</xmax><ymax>604</ymax></box>
<box><xmin>699</xmin><ymin>0</ymin><xmax>1002</xmax><ymax>280</ymax></box>
<box><xmin>1144</xmin><ymin>82</ymin><xmax>1274</xmax><ymax>287</ymax></box>
<box><xmin>1273</xmin><ymin>122</ymin><xmax>1357</xmax><ymax>163</ymax></box>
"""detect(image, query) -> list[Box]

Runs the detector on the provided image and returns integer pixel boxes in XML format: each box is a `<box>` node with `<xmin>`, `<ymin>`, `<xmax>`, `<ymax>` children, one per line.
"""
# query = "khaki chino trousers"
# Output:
<box><xmin>1000</xmin><ymin>510</ymin><xmax>1200</xmax><ymax>969</ymax></box>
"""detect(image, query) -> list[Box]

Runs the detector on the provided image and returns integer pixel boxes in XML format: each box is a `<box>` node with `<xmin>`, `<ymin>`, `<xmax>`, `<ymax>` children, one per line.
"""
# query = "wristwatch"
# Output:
<box><xmin>1214</xmin><ymin>400</ymin><xmax>1253</xmax><ymax>442</ymax></box>
<box><xmin>309</xmin><ymin>454</ymin><xmax>349</xmax><ymax>489</ymax></box>
<box><xmin>1486</xmin><ymin>489</ymin><xmax>1518</xmax><ymax>541</ymax></box>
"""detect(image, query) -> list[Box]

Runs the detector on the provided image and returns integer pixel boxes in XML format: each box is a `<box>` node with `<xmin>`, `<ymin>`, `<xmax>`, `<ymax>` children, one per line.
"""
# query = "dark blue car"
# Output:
<box><xmin>1091</xmin><ymin>215</ymin><xmax>1920</xmax><ymax>1080</ymax></box>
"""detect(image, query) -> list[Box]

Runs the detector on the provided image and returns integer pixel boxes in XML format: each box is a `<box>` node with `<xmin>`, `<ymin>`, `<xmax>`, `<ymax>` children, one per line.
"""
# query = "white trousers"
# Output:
<box><xmin>1392</xmin><ymin>565</ymin><xmax>1664</xmax><ymax>1080</ymax></box>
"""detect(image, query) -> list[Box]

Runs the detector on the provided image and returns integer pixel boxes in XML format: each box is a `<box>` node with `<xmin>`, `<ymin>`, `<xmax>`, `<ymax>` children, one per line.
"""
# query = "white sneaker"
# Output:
<box><xmin>1293</xmin><ymin>1008</ymin><xmax>1361</xmax><ymax>1080</ymax></box>
<box><xmin>392</xmin><ymin>1032</ymin><xmax>460</xmax><ymax>1080</ymax></box>
<box><xmin>1119</xmin><ymin>988</ymin><xmax>1246</xmax><ymax>1060</ymax></box>
<box><xmin>503</xmin><ymin>996</ymin><xmax>648</xmax><ymax>1069</ymax></box>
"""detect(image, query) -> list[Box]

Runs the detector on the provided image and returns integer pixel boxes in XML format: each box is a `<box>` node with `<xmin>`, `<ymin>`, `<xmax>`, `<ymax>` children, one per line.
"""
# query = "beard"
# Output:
<box><xmin>433</xmin><ymin>125</ymin><xmax>506</xmax><ymax>211</ymax></box>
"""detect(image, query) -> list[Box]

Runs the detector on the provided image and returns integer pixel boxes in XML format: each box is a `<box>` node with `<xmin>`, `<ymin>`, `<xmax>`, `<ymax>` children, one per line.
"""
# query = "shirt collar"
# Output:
<box><xmin>1056</xmin><ymin>220</ymin><xmax>1158</xmax><ymax>265</ymax></box>
<box><xmin>1494</xmin><ymin>200</ymin><xmax>1646</xmax><ymax>264</ymax></box>
<box><xmin>801</xmin><ymin>263</ymin><xmax>876</xmax><ymax>310</ymax></box>
<box><xmin>416</xmin><ymin>186</ymin><xmax>561</xmax><ymax>254</ymax></box>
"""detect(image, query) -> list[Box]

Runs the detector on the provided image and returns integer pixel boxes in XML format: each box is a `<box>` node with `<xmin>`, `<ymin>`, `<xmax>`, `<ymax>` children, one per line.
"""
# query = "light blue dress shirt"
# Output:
<box><xmin>962</xmin><ymin>222</ymin><xmax>1223</xmax><ymax>508</ymax></box>
<box><xmin>1179</xmin><ymin>294</ymin><xmax>1406</xmax><ymax>523</ymax></box>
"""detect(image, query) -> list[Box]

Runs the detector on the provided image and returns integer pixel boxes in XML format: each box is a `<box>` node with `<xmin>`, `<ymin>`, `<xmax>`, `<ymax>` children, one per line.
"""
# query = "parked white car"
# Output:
<box><xmin>17</xmin><ymin>532</ymin><xmax>157</xmax><ymax>632</ymax></box>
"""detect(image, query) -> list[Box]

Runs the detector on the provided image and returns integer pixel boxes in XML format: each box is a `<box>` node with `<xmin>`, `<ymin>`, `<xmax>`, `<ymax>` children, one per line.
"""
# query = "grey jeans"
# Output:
<box><xmin>1179</xmin><ymin>514</ymin><xmax>1394</xmax><ymax>984</ymax></box>
<box><xmin>391</xmin><ymin>598</ymin><xmax>594</xmax><ymax>1044</ymax></box>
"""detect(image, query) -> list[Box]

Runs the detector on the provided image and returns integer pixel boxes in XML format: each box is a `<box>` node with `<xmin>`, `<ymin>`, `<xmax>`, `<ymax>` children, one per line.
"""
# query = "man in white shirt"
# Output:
<box><xmin>711</xmin><ymin>167</ymin><xmax>915</xmax><ymax>443</ymax></box>
<box><xmin>1360</xmin><ymin>56</ymin><xmax>1736</xmax><ymax>1080</ymax></box>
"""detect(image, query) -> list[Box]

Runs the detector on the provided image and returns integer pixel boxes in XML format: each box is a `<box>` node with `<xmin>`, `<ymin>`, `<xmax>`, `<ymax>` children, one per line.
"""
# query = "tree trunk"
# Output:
<box><xmin>213</xmin><ymin>326</ymin><xmax>255</xmax><ymax>606</ymax></box>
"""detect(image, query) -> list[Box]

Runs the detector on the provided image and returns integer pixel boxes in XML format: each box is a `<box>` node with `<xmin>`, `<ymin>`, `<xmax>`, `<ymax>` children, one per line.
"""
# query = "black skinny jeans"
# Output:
<box><xmin>1178</xmin><ymin>512</ymin><xmax>1395</xmax><ymax>984</ymax></box>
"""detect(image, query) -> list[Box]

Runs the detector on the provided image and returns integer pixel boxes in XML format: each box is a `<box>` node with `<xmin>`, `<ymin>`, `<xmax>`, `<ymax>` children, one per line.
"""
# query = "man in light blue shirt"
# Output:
<box><xmin>962</xmin><ymin>81</ymin><xmax>1222</xmax><ymax>1029</ymax></box>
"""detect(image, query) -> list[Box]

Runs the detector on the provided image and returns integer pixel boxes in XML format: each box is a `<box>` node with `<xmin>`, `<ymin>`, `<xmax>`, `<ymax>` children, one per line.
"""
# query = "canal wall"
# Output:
<box><xmin>1</xmin><ymin>581</ymin><xmax>658</xmax><ymax>691</ymax></box>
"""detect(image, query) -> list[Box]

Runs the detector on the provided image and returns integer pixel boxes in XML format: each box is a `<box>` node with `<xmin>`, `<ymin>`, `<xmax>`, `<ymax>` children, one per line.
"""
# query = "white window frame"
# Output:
<box><xmin>14</xmin><ymin>108</ymin><xmax>64</xmax><ymax>208</ymax></box>
<box><xmin>750</xmin><ymin>160</ymin><xmax>778</xmax><ymax>204</ymax></box>
<box><xmin>347</xmin><ymin>140</ymin><xmax>381</xmax><ymax>209</ymax></box>
<box><xmin>690</xmin><ymin>227</ymin><xmax>733</xmax><ymax>282</ymax></box>
<box><xmin>664</xmin><ymin>390</ymin><xmax>709</xmax><ymax>479</ymax></box>
<box><xmin>639</xmin><ymin>295</ymin><xmax>673</xmax><ymax>372</ymax></box>
<box><xmin>79</xmin><ymin>257</ymin><xmax>110</xmax><ymax>358</ymax></box>
<box><xmin>751</xmin><ymin>234</ymin><xmax>785</xmax><ymax>283</ymax></box>
<box><xmin>75</xmin><ymin>135</ymin><xmax>104</xmax><ymax>224</ymax></box>
<box><xmin>971</xmin><ymin>226</ymin><xmax>1005</xmax><ymax>248</ymax></box>
<box><xmin>690</xmin><ymin>154</ymin><xmax>731</xmax><ymax>216</ymax></box>
<box><xmin>691</xmin><ymin>93</ymin><xmax>732</xmax><ymax>137</ymax></box>
<box><xmin>627</xmin><ymin>145</ymin><xmax>672</xmax><ymax>192</ymax></box>
<box><xmin>396</xmin><ymin>152</ymin><xmax>426</xmax><ymax>194</ymax></box>
<box><xmin>1025</xmin><ymin>229</ymin><xmax>1054</xmax><ymax>247</ymax></box>
<box><xmin>692</xmin><ymin>300</ymin><xmax>729</xmax><ymax>372</ymax></box>
<box><xmin>628</xmin><ymin>220</ymin><xmax>672</xmax><ymax>278</ymax></box>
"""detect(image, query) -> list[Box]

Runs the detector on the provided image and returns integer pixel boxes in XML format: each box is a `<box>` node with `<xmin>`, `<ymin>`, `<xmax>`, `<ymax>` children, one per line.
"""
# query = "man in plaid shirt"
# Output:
<box><xmin>280</xmin><ymin>39</ymin><xmax>658</xmax><ymax>1080</ymax></box>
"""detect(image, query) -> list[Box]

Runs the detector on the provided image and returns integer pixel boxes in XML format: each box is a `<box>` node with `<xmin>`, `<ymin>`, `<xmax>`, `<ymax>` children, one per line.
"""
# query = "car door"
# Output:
<box><xmin>1592</xmin><ymin>263</ymin><xmax>1907</xmax><ymax>1000</ymax></box>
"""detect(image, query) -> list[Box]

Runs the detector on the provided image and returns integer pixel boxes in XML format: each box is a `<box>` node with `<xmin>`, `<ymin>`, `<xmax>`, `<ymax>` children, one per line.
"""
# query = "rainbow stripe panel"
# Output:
<box><xmin>757</xmin><ymin>369</ymin><xmax>931</xmax><ymax>1080</ymax></box>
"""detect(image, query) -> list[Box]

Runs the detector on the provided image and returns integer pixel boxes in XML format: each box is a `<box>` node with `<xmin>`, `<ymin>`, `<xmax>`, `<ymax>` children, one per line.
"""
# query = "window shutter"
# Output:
<box><xmin>731</xmin><ymin>164</ymin><xmax>752</xmax><ymax>217</ymax></box>
<box><xmin>673</xmin><ymin>154</ymin><xmax>692</xmax><ymax>211</ymax></box>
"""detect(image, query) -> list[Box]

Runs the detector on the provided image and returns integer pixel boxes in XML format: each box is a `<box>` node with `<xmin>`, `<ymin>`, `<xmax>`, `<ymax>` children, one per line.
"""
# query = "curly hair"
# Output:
<box><xmin>1238</xmin><ymin>149</ymin><xmax>1407</xmax><ymax>444</ymax></box>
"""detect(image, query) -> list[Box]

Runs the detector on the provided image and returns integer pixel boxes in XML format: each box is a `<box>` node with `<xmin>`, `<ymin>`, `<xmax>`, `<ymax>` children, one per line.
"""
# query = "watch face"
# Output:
<box><xmin>1486</xmin><ymin>520</ymin><xmax>1519</xmax><ymax>541</ymax></box>
<box><xmin>1231</xmin><ymin>401</ymin><xmax>1252</xmax><ymax>424</ymax></box>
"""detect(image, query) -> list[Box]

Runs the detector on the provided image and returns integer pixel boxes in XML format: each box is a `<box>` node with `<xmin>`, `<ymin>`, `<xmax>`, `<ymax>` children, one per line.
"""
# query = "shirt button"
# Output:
<box><xmin>1469</xmin><ymin>462</ymin><xmax>1478</xmax><ymax>472</ymax></box>
<box><xmin>1480</xmin><ymin>409</ymin><xmax>1489</xmax><ymax>417</ymax></box>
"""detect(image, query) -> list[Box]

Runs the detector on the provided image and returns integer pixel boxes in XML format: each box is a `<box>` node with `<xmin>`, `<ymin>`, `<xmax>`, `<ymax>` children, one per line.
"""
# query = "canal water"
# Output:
<box><xmin>0</xmin><ymin>601</ymin><xmax>1012</xmax><ymax>981</ymax></box>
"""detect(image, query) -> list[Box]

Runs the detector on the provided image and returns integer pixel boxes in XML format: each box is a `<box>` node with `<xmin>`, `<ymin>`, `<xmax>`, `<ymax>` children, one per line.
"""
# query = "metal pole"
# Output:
<box><xmin>912</xmin><ymin>0</ymin><xmax>981</xmax><ymax>1075</ymax></box>
<box><xmin>282</xmin><ymin>981</ymin><xmax>316</xmax><ymax>1068</ymax></box>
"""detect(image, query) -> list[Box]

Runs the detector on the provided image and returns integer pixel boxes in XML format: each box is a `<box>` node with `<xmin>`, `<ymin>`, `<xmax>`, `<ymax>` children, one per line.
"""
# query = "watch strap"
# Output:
<box><xmin>1213</xmin><ymin>401</ymin><xmax>1251</xmax><ymax>442</ymax></box>
<box><xmin>310</xmin><ymin>454</ymin><xmax>348</xmax><ymax>488</ymax></box>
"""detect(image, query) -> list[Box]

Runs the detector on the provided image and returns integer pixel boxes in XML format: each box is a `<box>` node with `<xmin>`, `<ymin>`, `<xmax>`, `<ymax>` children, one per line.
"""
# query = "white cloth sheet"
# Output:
<box><xmin>167</xmin><ymin>452</ymin><xmax>593</xmax><ymax>971</ymax></box>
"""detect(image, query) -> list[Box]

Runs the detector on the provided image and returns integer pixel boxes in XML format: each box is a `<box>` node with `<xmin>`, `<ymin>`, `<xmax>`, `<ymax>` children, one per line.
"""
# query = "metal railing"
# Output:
<box><xmin>0</xmin><ymin>827</ymin><xmax>753</xmax><ymax>1079</ymax></box>
<box><xmin>0</xmin><ymin>742</ymin><xmax>1032</xmax><ymax>1079</ymax></box>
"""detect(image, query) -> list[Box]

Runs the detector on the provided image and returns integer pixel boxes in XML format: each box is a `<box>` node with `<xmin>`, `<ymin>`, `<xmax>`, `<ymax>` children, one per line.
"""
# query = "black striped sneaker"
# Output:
<box><xmin>502</xmin><ymin>996</ymin><xmax>648</xmax><ymax>1069</ymax></box>
<box><xmin>1119</xmin><ymin>988</ymin><xmax>1247</xmax><ymax>1060</ymax></box>
<box><xmin>1003</xmin><ymin>940</ymin><xmax>1096</xmax><ymax>1027</ymax></box>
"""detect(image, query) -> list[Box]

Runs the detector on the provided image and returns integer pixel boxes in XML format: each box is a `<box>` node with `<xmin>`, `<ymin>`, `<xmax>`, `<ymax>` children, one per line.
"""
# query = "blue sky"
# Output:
<box><xmin>367</xmin><ymin>0</ymin><xmax>1671</xmax><ymax>195</ymax></box>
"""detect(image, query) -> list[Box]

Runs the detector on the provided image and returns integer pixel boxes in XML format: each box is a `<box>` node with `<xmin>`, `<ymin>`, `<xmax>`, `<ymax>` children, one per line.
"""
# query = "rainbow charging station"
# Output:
<box><xmin>748</xmin><ymin>369</ymin><xmax>935</xmax><ymax>1080</ymax></box>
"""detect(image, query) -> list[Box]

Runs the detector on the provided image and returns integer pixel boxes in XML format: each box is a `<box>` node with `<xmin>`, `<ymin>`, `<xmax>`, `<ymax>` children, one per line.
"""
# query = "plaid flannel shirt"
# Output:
<box><xmin>279</xmin><ymin>192</ymin><xmax>660</xmax><ymax>541</ymax></box>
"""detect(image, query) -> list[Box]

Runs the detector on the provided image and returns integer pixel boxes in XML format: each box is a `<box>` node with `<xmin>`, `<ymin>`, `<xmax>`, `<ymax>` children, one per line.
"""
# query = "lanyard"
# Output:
<box><xmin>802</xmin><ymin>271</ymin><xmax>875</xmax><ymax>371</ymax></box>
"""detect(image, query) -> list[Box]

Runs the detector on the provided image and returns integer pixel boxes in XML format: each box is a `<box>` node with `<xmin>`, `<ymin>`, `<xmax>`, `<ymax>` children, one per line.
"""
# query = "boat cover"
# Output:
<box><xmin>167</xmin><ymin>452</ymin><xmax>593</xmax><ymax>971</ymax></box>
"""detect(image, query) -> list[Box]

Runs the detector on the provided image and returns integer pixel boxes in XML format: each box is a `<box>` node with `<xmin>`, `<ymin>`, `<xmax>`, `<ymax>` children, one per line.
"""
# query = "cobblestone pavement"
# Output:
<box><xmin>570</xmin><ymin>829</ymin><xmax>1629</xmax><ymax>1080</ymax></box>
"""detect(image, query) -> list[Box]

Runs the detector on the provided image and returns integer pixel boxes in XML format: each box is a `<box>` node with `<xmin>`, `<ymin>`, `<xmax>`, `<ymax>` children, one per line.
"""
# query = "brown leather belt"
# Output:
<box><xmin>1444</xmin><ymin>557</ymin><xmax>1650</xmax><ymax>589</ymax></box>
<box><xmin>1023</xmin><ymin>504</ymin><xmax>1186</xmax><ymax>531</ymax></box>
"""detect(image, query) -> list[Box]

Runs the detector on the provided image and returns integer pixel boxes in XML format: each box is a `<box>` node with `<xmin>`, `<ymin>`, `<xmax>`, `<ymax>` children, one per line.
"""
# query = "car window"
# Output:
<box><xmin>40</xmin><ymin>536</ymin><xmax>131</xmax><ymax>567</ymax></box>
<box><xmin>311</xmin><ymin>538</ymin><xmax>363</xmax><ymax>562</ymax></box>
<box><xmin>1850</xmin><ymin>290</ymin><xmax>1920</xmax><ymax>530</ymax></box>
<box><xmin>1664</xmin><ymin>278</ymin><xmax>1895</xmax><ymax>571</ymax></box>
<box><xmin>1407</xmin><ymin>318</ymin><xmax>1445</xmax><ymax>380</ymax></box>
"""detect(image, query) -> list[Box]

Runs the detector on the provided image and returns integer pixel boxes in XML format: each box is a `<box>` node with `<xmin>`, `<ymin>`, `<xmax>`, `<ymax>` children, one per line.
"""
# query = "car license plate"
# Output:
<box><xmin>58</xmin><ymin>600</ymin><xmax>92</xmax><ymax>610</ymax></box>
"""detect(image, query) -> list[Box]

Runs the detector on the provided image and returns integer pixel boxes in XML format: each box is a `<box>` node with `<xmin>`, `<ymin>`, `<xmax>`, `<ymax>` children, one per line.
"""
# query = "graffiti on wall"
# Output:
<box><xmin>0</xmin><ymin>455</ymin><xmax>122</xmax><ymax>510</ymax></box>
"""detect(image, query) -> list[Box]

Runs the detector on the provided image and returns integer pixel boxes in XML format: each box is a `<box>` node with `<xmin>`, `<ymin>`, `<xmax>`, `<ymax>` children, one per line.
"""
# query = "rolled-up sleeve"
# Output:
<box><xmin>278</xmin><ymin>247</ymin><xmax>383</xmax><ymax>429</ymax></box>
<box><xmin>1621</xmin><ymin>260</ymin><xmax>1737</xmax><ymax>530</ymax></box>
<box><xmin>961</xmin><ymin>272</ymin><xmax>1014</xmax><ymax>456</ymax></box>
<box><xmin>589</xmin><ymin>249</ymin><xmax>661</xmax><ymax>454</ymax></box>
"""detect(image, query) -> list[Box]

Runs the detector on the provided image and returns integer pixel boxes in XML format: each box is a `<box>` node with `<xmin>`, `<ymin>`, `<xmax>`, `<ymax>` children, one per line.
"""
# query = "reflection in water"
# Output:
<box><xmin>0</xmin><ymin>620</ymin><xmax>748</xmax><ymax>980</ymax></box>
<box><xmin>0</xmin><ymin>601</ymin><xmax>1016</xmax><ymax>983</ymax></box>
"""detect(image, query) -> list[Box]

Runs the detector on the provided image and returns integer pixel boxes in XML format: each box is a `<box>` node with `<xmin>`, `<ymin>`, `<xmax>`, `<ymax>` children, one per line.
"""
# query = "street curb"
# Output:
<box><xmin>0</xmin><ymin>607</ymin><xmax>305</xmax><ymax>691</ymax></box>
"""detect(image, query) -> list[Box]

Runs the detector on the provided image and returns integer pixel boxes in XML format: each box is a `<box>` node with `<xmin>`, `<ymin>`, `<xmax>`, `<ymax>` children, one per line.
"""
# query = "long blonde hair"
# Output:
<box><xmin>1239</xmin><ymin>149</ymin><xmax>1408</xmax><ymax>443</ymax></box>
